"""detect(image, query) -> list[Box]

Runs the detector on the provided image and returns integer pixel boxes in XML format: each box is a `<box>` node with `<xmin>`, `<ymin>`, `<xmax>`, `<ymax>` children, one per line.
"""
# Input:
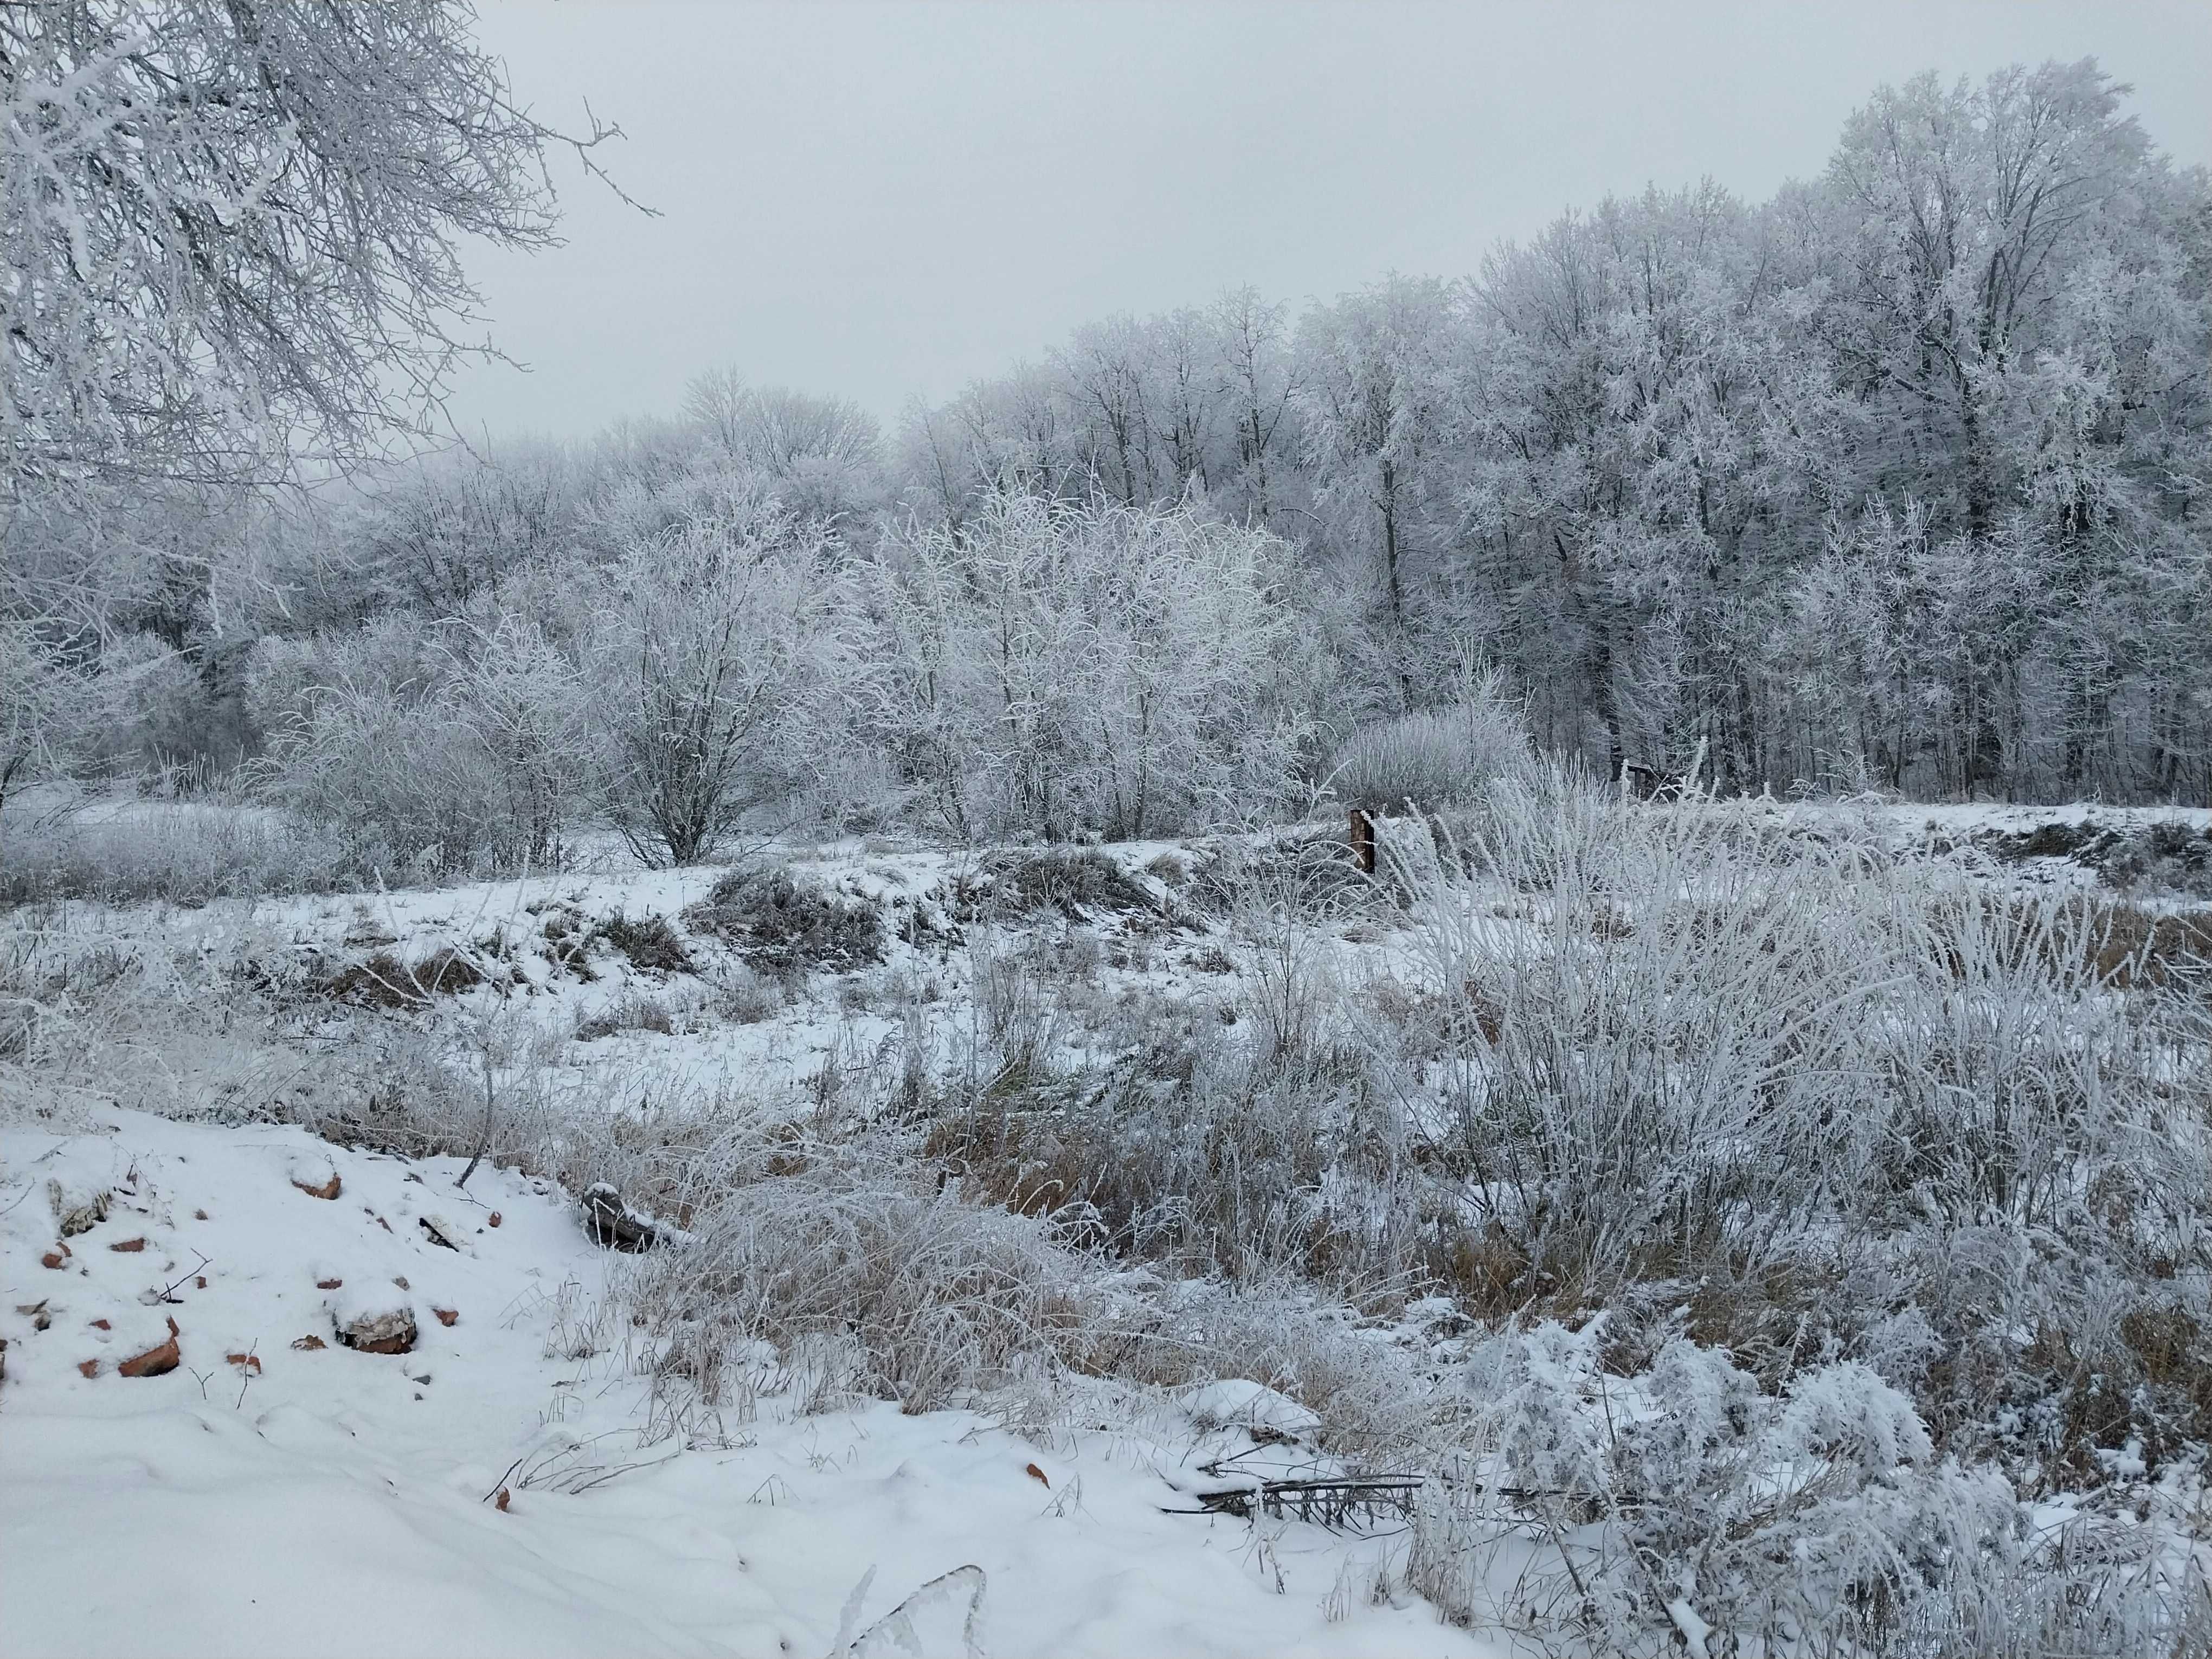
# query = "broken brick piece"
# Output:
<box><xmin>41</xmin><ymin>1251</ymin><xmax>66</xmax><ymax>1270</ymax></box>
<box><xmin>487</xmin><ymin>1212</ymin><xmax>502</xmax><ymax>1229</ymax></box>
<box><xmin>291</xmin><ymin>1173</ymin><xmax>341</xmax><ymax>1201</ymax></box>
<box><xmin>433</xmin><ymin>1308</ymin><xmax>459</xmax><ymax>1327</ymax></box>
<box><xmin>108</xmin><ymin>1237</ymin><xmax>147</xmax><ymax>1253</ymax></box>
<box><xmin>119</xmin><ymin>1318</ymin><xmax>181</xmax><ymax>1378</ymax></box>
<box><xmin>89</xmin><ymin>1318</ymin><xmax>111</xmax><ymax>1331</ymax></box>
<box><xmin>316</xmin><ymin>1278</ymin><xmax>343</xmax><ymax>1290</ymax></box>
<box><xmin>79</xmin><ymin>1359</ymin><xmax>99</xmax><ymax>1378</ymax></box>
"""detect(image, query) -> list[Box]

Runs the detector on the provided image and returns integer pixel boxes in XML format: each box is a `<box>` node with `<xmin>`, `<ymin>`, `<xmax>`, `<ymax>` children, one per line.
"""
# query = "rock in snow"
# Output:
<box><xmin>581</xmin><ymin>1182</ymin><xmax>684</xmax><ymax>1251</ymax></box>
<box><xmin>48</xmin><ymin>1181</ymin><xmax>111</xmax><ymax>1237</ymax></box>
<box><xmin>325</xmin><ymin>1287</ymin><xmax>417</xmax><ymax>1355</ymax></box>
<box><xmin>288</xmin><ymin>1156</ymin><xmax>342</xmax><ymax>1200</ymax></box>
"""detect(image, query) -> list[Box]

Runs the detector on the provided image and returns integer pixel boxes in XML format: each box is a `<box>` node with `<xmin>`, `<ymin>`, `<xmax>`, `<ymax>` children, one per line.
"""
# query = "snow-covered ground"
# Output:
<box><xmin>1</xmin><ymin>1109</ymin><xmax>1494</xmax><ymax>1658</ymax></box>
<box><xmin>8</xmin><ymin>801</ymin><xmax>2211</xmax><ymax>1656</ymax></box>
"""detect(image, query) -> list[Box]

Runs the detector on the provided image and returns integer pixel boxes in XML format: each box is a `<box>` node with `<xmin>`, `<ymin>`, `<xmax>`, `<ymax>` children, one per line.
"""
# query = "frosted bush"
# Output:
<box><xmin>587</xmin><ymin>510</ymin><xmax>834</xmax><ymax>865</ymax></box>
<box><xmin>851</xmin><ymin>493</ymin><xmax>1325</xmax><ymax>840</ymax></box>
<box><xmin>1325</xmin><ymin>672</ymin><xmax>1533</xmax><ymax>812</ymax></box>
<box><xmin>1411</xmin><ymin>1321</ymin><xmax>2024</xmax><ymax>1655</ymax></box>
<box><xmin>250</xmin><ymin>612</ymin><xmax>594</xmax><ymax>874</ymax></box>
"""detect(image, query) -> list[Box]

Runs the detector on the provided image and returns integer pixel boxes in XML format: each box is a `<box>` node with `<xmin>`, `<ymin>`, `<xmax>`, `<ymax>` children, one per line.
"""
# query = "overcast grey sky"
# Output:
<box><xmin>443</xmin><ymin>0</ymin><xmax>2212</xmax><ymax>443</ymax></box>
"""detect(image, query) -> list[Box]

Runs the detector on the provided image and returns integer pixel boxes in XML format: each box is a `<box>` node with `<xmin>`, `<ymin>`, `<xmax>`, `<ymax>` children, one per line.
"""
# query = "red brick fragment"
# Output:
<box><xmin>119</xmin><ymin>1318</ymin><xmax>181</xmax><ymax>1378</ymax></box>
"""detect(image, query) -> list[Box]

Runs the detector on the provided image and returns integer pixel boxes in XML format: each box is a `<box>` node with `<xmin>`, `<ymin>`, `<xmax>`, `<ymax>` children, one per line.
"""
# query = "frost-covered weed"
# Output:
<box><xmin>0</xmin><ymin>791</ymin><xmax>378</xmax><ymax>905</ymax></box>
<box><xmin>1406</xmin><ymin>1319</ymin><xmax>2212</xmax><ymax>1656</ymax></box>
<box><xmin>1390</xmin><ymin>769</ymin><xmax>2212</xmax><ymax>1417</ymax></box>
<box><xmin>1324</xmin><ymin>671</ymin><xmax>1533</xmax><ymax>813</ymax></box>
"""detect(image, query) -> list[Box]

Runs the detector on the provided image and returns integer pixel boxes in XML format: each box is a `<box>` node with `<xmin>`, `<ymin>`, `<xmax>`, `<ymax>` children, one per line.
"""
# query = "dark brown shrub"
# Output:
<box><xmin>323</xmin><ymin>948</ymin><xmax>484</xmax><ymax>1008</ymax></box>
<box><xmin>683</xmin><ymin>866</ymin><xmax>884</xmax><ymax>979</ymax></box>
<box><xmin>595</xmin><ymin>912</ymin><xmax>693</xmax><ymax>975</ymax></box>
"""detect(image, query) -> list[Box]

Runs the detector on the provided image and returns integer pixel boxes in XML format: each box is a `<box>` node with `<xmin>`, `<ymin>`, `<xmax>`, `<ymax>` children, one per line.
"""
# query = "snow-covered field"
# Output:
<box><xmin>1</xmin><ymin>827</ymin><xmax>1514</xmax><ymax>1655</ymax></box>
<box><xmin>7</xmin><ymin>796</ymin><xmax>2212</xmax><ymax>1656</ymax></box>
<box><xmin>1</xmin><ymin>1109</ymin><xmax>1490</xmax><ymax>1658</ymax></box>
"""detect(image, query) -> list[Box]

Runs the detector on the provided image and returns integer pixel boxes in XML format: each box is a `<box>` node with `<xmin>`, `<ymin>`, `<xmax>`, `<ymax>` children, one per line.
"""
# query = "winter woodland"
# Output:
<box><xmin>4</xmin><ymin>5</ymin><xmax>2212</xmax><ymax>1656</ymax></box>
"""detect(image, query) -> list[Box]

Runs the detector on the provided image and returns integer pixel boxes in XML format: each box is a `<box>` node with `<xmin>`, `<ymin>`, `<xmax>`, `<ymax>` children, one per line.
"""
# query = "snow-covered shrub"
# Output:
<box><xmin>848</xmin><ymin>493</ymin><xmax>1324</xmax><ymax>841</ymax></box>
<box><xmin>448</xmin><ymin>612</ymin><xmax>600</xmax><ymax>867</ymax></box>
<box><xmin>1410</xmin><ymin>1321</ymin><xmax>2024</xmax><ymax>1655</ymax></box>
<box><xmin>587</xmin><ymin>510</ymin><xmax>835</xmax><ymax>865</ymax></box>
<box><xmin>70</xmin><ymin>631</ymin><xmax>213</xmax><ymax>775</ymax></box>
<box><xmin>1</xmin><ymin>621</ymin><xmax>67</xmax><ymax>831</ymax></box>
<box><xmin>250</xmin><ymin>612</ymin><xmax>595</xmax><ymax>876</ymax></box>
<box><xmin>1324</xmin><ymin>670</ymin><xmax>1533</xmax><ymax>812</ymax></box>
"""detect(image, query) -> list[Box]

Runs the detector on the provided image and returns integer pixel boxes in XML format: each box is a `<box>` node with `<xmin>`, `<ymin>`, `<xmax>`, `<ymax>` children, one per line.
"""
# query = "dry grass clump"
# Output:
<box><xmin>683</xmin><ymin>864</ymin><xmax>884</xmax><ymax>979</ymax></box>
<box><xmin>593</xmin><ymin>912</ymin><xmax>693</xmax><ymax>975</ymax></box>
<box><xmin>2098</xmin><ymin>819</ymin><xmax>2212</xmax><ymax>898</ymax></box>
<box><xmin>585</xmin><ymin>1107</ymin><xmax>1439</xmax><ymax>1450</ymax></box>
<box><xmin>575</xmin><ymin>994</ymin><xmax>677</xmax><ymax>1041</ymax></box>
<box><xmin>321</xmin><ymin>947</ymin><xmax>486</xmax><ymax>1007</ymax></box>
<box><xmin>955</xmin><ymin>847</ymin><xmax>1164</xmax><ymax>923</ymax></box>
<box><xmin>1324</xmin><ymin>681</ymin><xmax>1532</xmax><ymax>813</ymax></box>
<box><xmin>1924</xmin><ymin>892</ymin><xmax>2212</xmax><ymax>992</ymax></box>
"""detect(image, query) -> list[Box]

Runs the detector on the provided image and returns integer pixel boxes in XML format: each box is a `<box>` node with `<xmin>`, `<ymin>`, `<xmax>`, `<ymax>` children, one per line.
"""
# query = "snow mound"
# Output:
<box><xmin>1178</xmin><ymin>1379</ymin><xmax>1322</xmax><ymax>1439</ymax></box>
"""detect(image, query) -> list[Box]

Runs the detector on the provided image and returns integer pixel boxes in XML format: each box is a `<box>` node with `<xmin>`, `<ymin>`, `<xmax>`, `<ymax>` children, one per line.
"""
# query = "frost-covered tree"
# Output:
<box><xmin>1210</xmin><ymin>285</ymin><xmax>1301</xmax><ymax>527</ymax></box>
<box><xmin>852</xmin><ymin>494</ymin><xmax>1321</xmax><ymax>840</ymax></box>
<box><xmin>0</xmin><ymin>0</ymin><xmax>627</xmax><ymax>495</ymax></box>
<box><xmin>592</xmin><ymin>506</ymin><xmax>833</xmax><ymax>865</ymax></box>
<box><xmin>1293</xmin><ymin>275</ymin><xmax>1459</xmax><ymax>644</ymax></box>
<box><xmin>681</xmin><ymin>369</ymin><xmax>884</xmax><ymax>528</ymax></box>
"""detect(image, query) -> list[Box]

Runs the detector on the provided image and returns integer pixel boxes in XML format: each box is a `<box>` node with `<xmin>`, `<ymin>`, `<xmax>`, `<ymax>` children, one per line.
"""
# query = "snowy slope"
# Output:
<box><xmin>1</xmin><ymin>1110</ymin><xmax>1495</xmax><ymax>1658</ymax></box>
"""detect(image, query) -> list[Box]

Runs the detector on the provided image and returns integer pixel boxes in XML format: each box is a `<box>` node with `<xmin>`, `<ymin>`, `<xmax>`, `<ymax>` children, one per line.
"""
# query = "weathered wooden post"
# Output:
<box><xmin>1348</xmin><ymin>807</ymin><xmax>1376</xmax><ymax>874</ymax></box>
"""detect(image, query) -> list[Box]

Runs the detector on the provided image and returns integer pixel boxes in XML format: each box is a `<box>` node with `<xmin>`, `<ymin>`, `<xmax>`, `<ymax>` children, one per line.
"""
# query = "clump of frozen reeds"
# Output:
<box><xmin>1406</xmin><ymin>1316</ymin><xmax>2211</xmax><ymax>1657</ymax></box>
<box><xmin>1323</xmin><ymin>668</ymin><xmax>1534</xmax><ymax>814</ymax></box>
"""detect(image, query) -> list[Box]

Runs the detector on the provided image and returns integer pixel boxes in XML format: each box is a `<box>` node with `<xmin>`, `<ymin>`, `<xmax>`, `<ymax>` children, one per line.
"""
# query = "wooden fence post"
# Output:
<box><xmin>1348</xmin><ymin>807</ymin><xmax>1376</xmax><ymax>874</ymax></box>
